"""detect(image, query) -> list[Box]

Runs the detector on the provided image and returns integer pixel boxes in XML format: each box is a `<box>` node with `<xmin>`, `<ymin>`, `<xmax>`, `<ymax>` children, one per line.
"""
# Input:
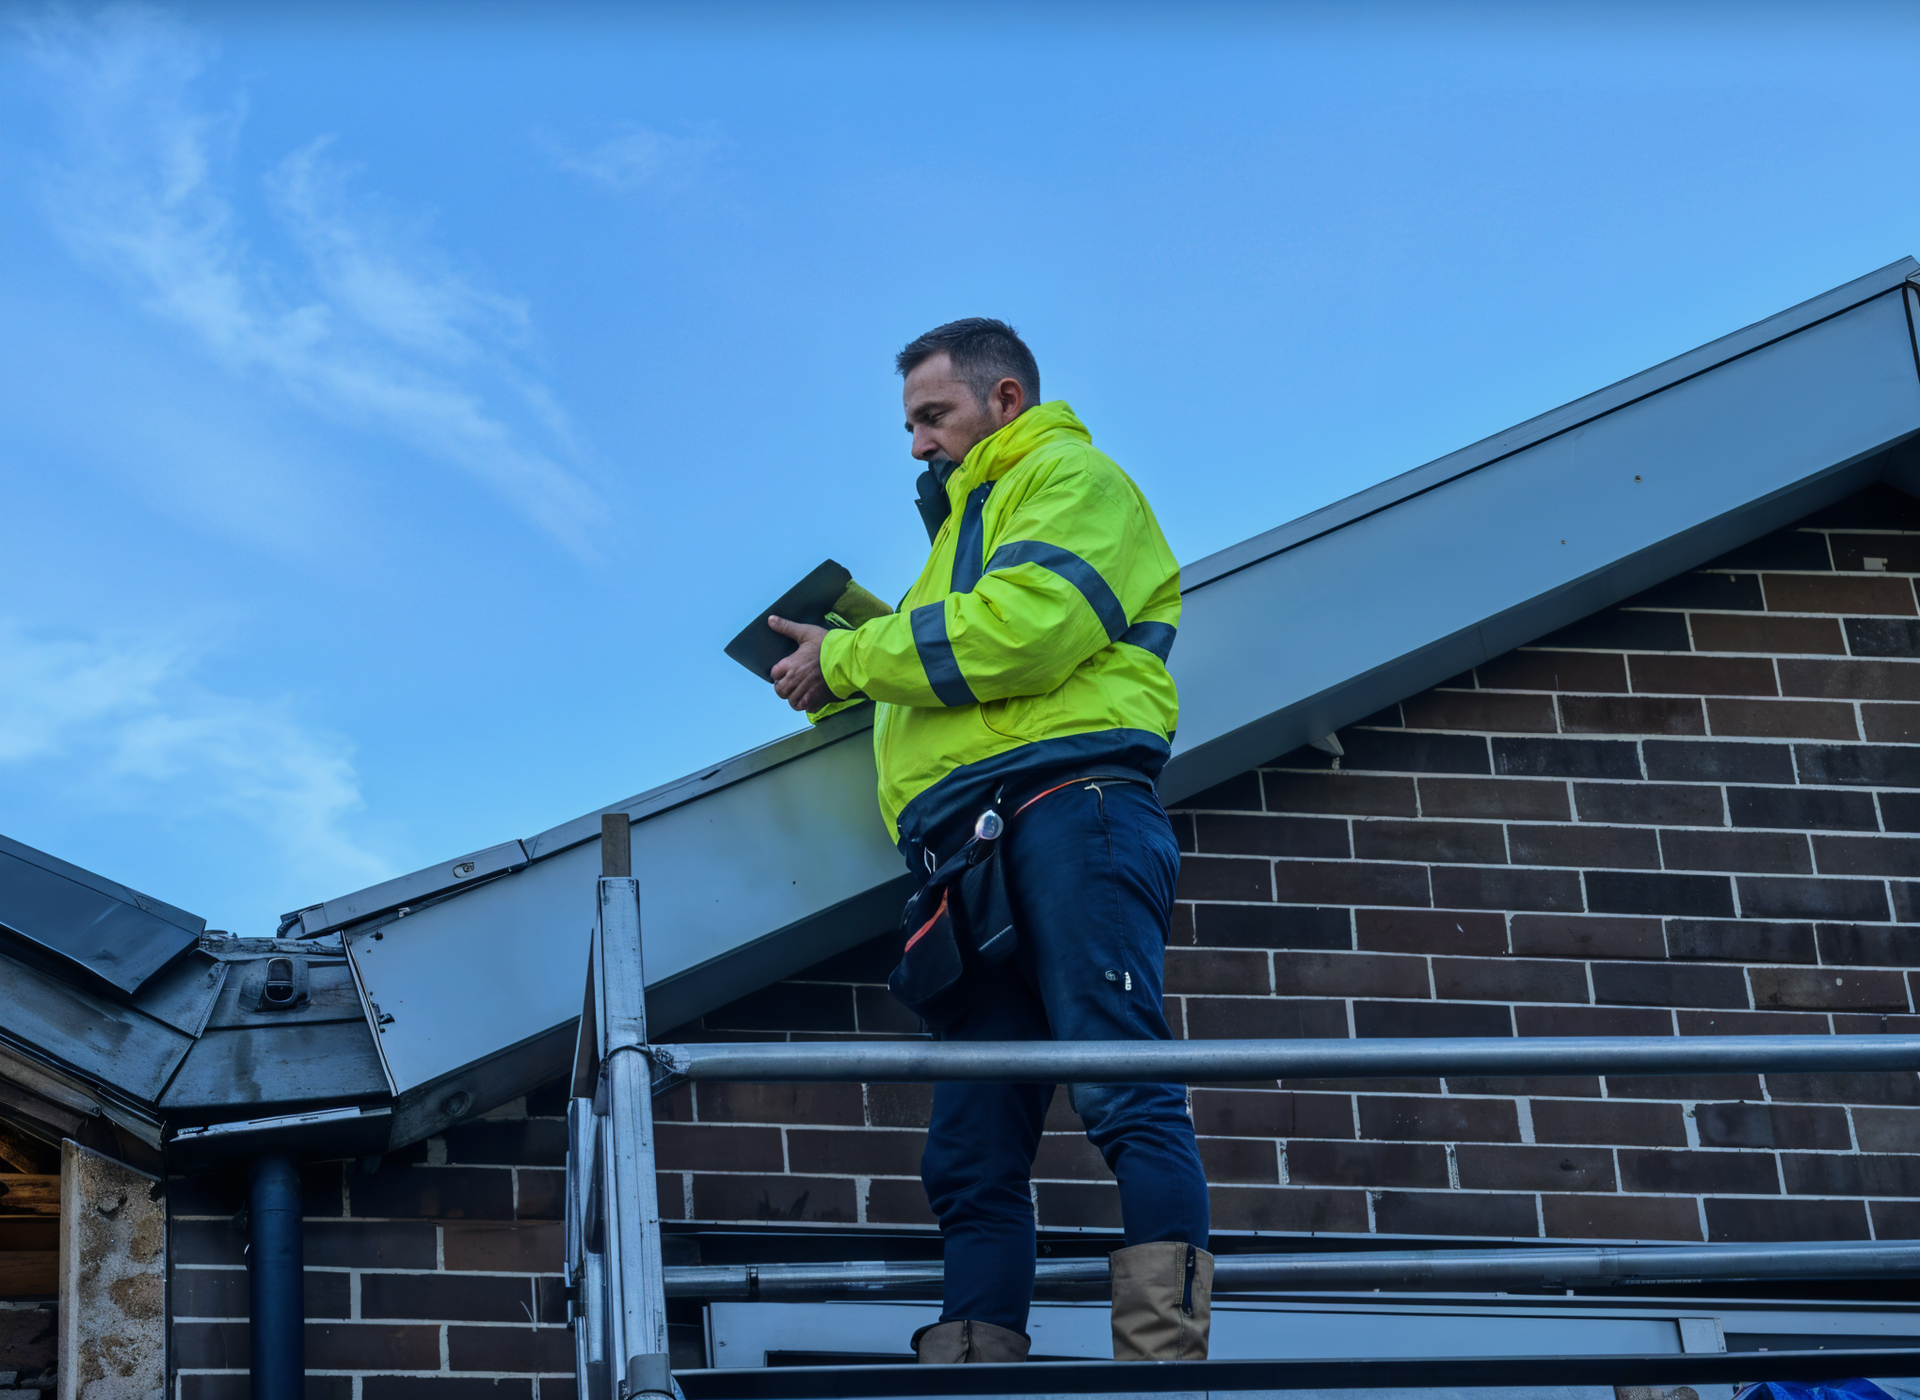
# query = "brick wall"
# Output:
<box><xmin>168</xmin><ymin>1083</ymin><xmax>573</xmax><ymax>1400</ymax></box>
<box><xmin>644</xmin><ymin>485</ymin><xmax>1920</xmax><ymax>1249</ymax></box>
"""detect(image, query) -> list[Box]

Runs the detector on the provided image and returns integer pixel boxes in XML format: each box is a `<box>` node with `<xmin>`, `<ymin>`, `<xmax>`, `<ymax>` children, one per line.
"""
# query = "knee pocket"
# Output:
<box><xmin>1069</xmin><ymin>1082</ymin><xmax>1123</xmax><ymax>1134</ymax></box>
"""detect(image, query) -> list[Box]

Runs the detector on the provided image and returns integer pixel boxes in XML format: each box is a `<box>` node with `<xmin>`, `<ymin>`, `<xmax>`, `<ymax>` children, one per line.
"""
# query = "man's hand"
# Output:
<box><xmin>767</xmin><ymin>616</ymin><xmax>841</xmax><ymax>712</ymax></box>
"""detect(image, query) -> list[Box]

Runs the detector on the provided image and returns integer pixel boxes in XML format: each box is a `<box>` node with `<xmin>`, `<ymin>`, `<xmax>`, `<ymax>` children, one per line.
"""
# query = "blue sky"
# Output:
<box><xmin>4</xmin><ymin>0</ymin><xmax>1920</xmax><ymax>934</ymax></box>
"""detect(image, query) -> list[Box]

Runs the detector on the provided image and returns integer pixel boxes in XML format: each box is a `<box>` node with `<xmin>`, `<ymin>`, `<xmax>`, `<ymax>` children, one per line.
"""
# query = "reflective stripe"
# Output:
<box><xmin>911</xmin><ymin>602</ymin><xmax>976</xmax><ymax>707</ymax></box>
<box><xmin>985</xmin><ymin>540</ymin><xmax>1128</xmax><ymax>640</ymax></box>
<box><xmin>950</xmin><ymin>484</ymin><xmax>995</xmax><ymax>593</ymax></box>
<box><xmin>1120</xmin><ymin>620</ymin><xmax>1177</xmax><ymax>662</ymax></box>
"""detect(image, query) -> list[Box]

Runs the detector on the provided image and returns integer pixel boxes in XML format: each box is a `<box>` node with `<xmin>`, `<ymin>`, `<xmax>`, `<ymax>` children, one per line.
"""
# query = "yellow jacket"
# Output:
<box><xmin>818</xmin><ymin>401</ymin><xmax>1181</xmax><ymax>858</ymax></box>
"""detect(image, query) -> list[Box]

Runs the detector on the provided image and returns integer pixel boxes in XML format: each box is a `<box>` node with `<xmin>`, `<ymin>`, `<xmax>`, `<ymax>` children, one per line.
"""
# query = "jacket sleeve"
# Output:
<box><xmin>818</xmin><ymin>458</ymin><xmax>1171</xmax><ymax>708</ymax></box>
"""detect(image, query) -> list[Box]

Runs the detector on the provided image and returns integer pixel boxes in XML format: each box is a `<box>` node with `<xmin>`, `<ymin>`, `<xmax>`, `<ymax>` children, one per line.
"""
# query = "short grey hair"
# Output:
<box><xmin>895</xmin><ymin>317</ymin><xmax>1040</xmax><ymax>406</ymax></box>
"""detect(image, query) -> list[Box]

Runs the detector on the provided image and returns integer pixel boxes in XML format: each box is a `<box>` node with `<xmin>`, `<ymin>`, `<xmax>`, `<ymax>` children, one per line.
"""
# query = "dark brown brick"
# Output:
<box><xmin>1833</xmin><ymin>1011</ymin><xmax>1920</xmax><ymax>1033</ymax></box>
<box><xmin>1456</xmin><ymin>1144</ymin><xmax>1615</xmax><ymax>1192</ymax></box>
<box><xmin>446</xmin><ymin>1324</ymin><xmax>574</xmax><ymax>1372</ymax></box>
<box><xmin>1820</xmin><ymin>923</ymin><xmax>1920</xmax><ymax>965</ymax></box>
<box><xmin>1448</xmin><ymin>1076</ymin><xmax>1602</xmax><ymax>1098</ymax></box>
<box><xmin>1814</xmin><ymin>834</ymin><xmax>1920</xmax><ymax>878</ymax></box>
<box><xmin>1863</xmin><ymin>702</ymin><xmax>1920</xmax><ymax>743</ymax></box>
<box><xmin>1372</xmin><ymin>1190</ymin><xmax>1539</xmax><ymax>1237</ymax></box>
<box><xmin>1032</xmin><ymin>1181</ymin><xmax>1120</xmax><ymax>1228</ymax></box>
<box><xmin>653</xmin><ymin>1123</ymin><xmax>784</xmax><ymax>1173</ymax></box>
<box><xmin>1402</xmin><ymin>689</ymin><xmax>1557</xmax><ymax>732</ymax></box>
<box><xmin>1830</xmin><ymin>535</ymin><xmax>1920</xmax><ymax>571</ymax></box>
<box><xmin>1750</xmin><ymin>966</ymin><xmax>1910</xmax><ymax>1011</ymax></box>
<box><xmin>1708</xmin><ymin>697</ymin><xmax>1858</xmax><ymax>740</ymax></box>
<box><xmin>1286</xmin><ymin>1139</ymin><xmax>1448</xmax><ymax>1188</ymax></box>
<box><xmin>1541</xmin><ymin>1193</ymin><xmax>1703</xmax><ymax>1241</ymax></box>
<box><xmin>1694</xmin><ymin>1102</ymin><xmax>1850</xmax><ymax>1151</ymax></box>
<box><xmin>703</xmin><ymin>984</ymin><xmax>854</xmax><ymax>1033</ymax></box>
<box><xmin>515</xmin><ymin>1169</ymin><xmax>563</xmax><ymax>1221</ymax></box>
<box><xmin>694</xmin><ymin>1082</ymin><xmax>866</xmax><ymax>1127</ymax></box>
<box><xmin>1617</xmin><ymin>1149</ymin><xmax>1779</xmax><ymax>1194</ymax></box>
<box><xmin>1737</xmin><ymin>876</ymin><xmax>1890</xmax><ymax>923</ymax></box>
<box><xmin>1032</xmin><ymin>1134</ymin><xmax>1114</xmax><ymax>1181</ymax></box>
<box><xmin>1667</xmin><ymin>918</ymin><xmax>1816</xmax><ymax>963</ymax></box>
<box><xmin>1271</xmin><ymin>860</ymin><xmax>1431</xmax><ymax>907</ymax></box>
<box><xmin>1357</xmin><ymin>908</ymin><xmax>1506</xmax><ymax>955</ymax></box>
<box><xmin>1353</xmin><ymin>819</ymin><xmax>1507</xmax><ymax>864</ymax></box>
<box><xmin>1540</xmin><ymin>610</ymin><xmax>1691</xmax><ymax>652</ymax></box>
<box><xmin>1510</xmin><ymin>823</ymin><xmax>1662</xmax><ymax>869</ymax></box>
<box><xmin>1586</xmin><ymin>870</ymin><xmax>1735</xmax><ymax>918</ymax></box>
<box><xmin>1573</xmin><ymin>782</ymin><xmax>1724</xmax><ymax>827</ymax></box>
<box><xmin>305</xmin><ymin>1322</ymin><xmax>445</xmax><ymax>1370</ymax></box>
<box><xmin>1560</xmin><ymin>695</ymin><xmax>1705</xmax><ymax>735</ymax></box>
<box><xmin>1430</xmin><ymin>865</ymin><xmax>1583</xmax><ymax>912</ymax></box>
<box><xmin>304</xmin><ymin>1220</ymin><xmax>440</xmax><ymax>1270</ymax></box>
<box><xmin>1780</xmin><ymin>657</ymin><xmax>1920</xmax><ymax>701</ymax></box>
<box><xmin>1797</xmin><ymin>743</ymin><xmax>1920</xmax><ymax>788</ymax></box>
<box><xmin>1418</xmin><ymin>777</ymin><xmax>1571</xmax><ymax>821</ymax></box>
<box><xmin>1629</xmin><ymin>655</ymin><xmax>1777</xmax><ymax>697</ymax></box>
<box><xmin>1643</xmin><ymin>740</ymin><xmax>1794</xmax><ymax>784</ymax></box>
<box><xmin>1765</xmin><ymin>572</ymin><xmax>1915</xmax><ymax>615</ymax></box>
<box><xmin>1479</xmin><ymin>649</ymin><xmax>1628</xmax><ymax>692</ymax></box>
<box><xmin>1729</xmin><ymin>786</ymin><xmax>1879</xmax><ymax>832</ymax></box>
<box><xmin>1261</xmin><ymin>772</ymin><xmax>1417</xmax><ymax>816</ymax></box>
<box><xmin>1431</xmin><ymin>956</ymin><xmax>1588</xmax><ymax>1003</ymax></box>
<box><xmin>1337</xmin><ymin>729</ymin><xmax>1491</xmax><ymax>774</ymax></box>
<box><xmin>1705</xmin><ymin>1196</ymin><xmax>1870</xmax><ymax>1242</ymax></box>
<box><xmin>360</xmin><ymin>1272</ymin><xmax>555</xmax><ymax>1323</ymax></box>
<box><xmin>689</xmin><ymin>1173</ymin><xmax>856</xmax><ymax>1223</ymax></box>
<box><xmin>1870</xmin><ymin>1199</ymin><xmax>1920</xmax><ymax>1237</ymax></box>
<box><xmin>348</xmin><ymin>1167</ymin><xmax>512</xmax><ymax>1222</ymax></box>
<box><xmin>855</xmin><ymin>987</ymin><xmax>923</xmax><ymax>1034</ymax></box>
<box><xmin>441</xmin><ymin>1222</ymin><xmax>562</xmax><ymax>1273</ymax></box>
<box><xmin>180</xmin><ymin>1377</ymin><xmax>356</xmax><ymax>1400</ymax></box>
<box><xmin>1272</xmin><ymin>951</ymin><xmax>1428</xmax><ymax>999</ymax></box>
<box><xmin>1184</xmin><ymin>997</ymin><xmax>1348</xmax><ymax>1040</ymax></box>
<box><xmin>786</xmin><ymin>1128</ymin><xmax>923</xmax><ymax>1176</ymax></box>
<box><xmin>1632</xmin><ymin>570</ymin><xmax>1765</xmax><ymax>611</ymax></box>
<box><xmin>1281</xmin><ymin>1076</ymin><xmax>1441</xmax><ymax>1095</ymax></box>
<box><xmin>1191</xmin><ymin>1089</ymin><xmax>1353</xmax><ymax>1140</ymax></box>
<box><xmin>1179</xmin><ymin>773</ymin><xmax>1263</xmax><ymax>810</ymax></box>
<box><xmin>1689</xmin><ymin>613</ymin><xmax>1845</xmax><ymax>655</ymax></box>
<box><xmin>1196</xmin><ymin>1136</ymin><xmax>1280</xmax><ymax>1184</ymax></box>
<box><xmin>1676</xmin><ymin>1009</ymin><xmax>1829</xmax><ymax>1035</ymax></box>
<box><xmin>1355</xmin><ymin>1000</ymin><xmax>1511</xmax><ymax>1038</ymax></box>
<box><xmin>1166</xmin><ymin>948</ymin><xmax>1271</xmax><ymax>994</ymax></box>
<box><xmin>1765</xmin><ymin>1071</ymin><xmax>1920</xmax><ymax>1105</ymax></box>
<box><xmin>1529</xmin><ymin>1098</ymin><xmax>1686</xmax><ymax>1147</ymax></box>
<box><xmin>1517</xmin><ymin>1005</ymin><xmax>1672</xmax><ymax>1036</ymax></box>
<box><xmin>864</xmin><ymin>1178</ymin><xmax>937</xmax><ymax>1224</ymax></box>
<box><xmin>363</xmin><ymin>1381</ymin><xmax>534</xmax><ymax>1400</ymax></box>
<box><xmin>1193</xmin><ymin>903</ymin><xmax>1351</xmax><ymax>950</ymax></box>
<box><xmin>1194</xmin><ymin>813</ymin><xmax>1350</xmax><ymax>858</ymax></box>
<box><xmin>1493</xmin><ymin>737</ymin><xmax>1640</xmax><ymax>780</ymax></box>
<box><xmin>1357</xmin><ymin>1095</ymin><xmax>1518</xmax><ymax>1143</ymax></box>
<box><xmin>1606</xmin><ymin>1073</ymin><xmax>1761</xmax><ymax>1101</ymax></box>
<box><xmin>172</xmin><ymin>1267</ymin><xmax>348</xmax><ymax>1321</ymax></box>
<box><xmin>1208</xmin><ymin>1186</ymin><xmax>1370</xmax><ymax>1233</ymax></box>
<box><xmin>1177</xmin><ymin>856</ymin><xmax>1271</xmax><ymax>902</ymax></box>
<box><xmin>1660</xmin><ymin>828</ymin><xmax>1812</xmax><ymax>873</ymax></box>
<box><xmin>439</xmin><ymin>1120</ymin><xmax>568</xmax><ymax>1167</ymax></box>
<box><xmin>1510</xmin><ymin>914</ymin><xmax>1664</xmax><ymax>959</ymax></box>
<box><xmin>1850</xmin><ymin>1106</ymin><xmax>1920</xmax><ymax>1152</ymax></box>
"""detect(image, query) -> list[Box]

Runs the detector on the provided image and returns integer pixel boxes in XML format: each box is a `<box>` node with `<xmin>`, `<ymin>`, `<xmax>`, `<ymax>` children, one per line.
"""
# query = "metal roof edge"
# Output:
<box><xmin>0</xmin><ymin>831</ymin><xmax>205</xmax><ymax>936</ymax></box>
<box><xmin>1179</xmin><ymin>256</ymin><xmax>1920</xmax><ymax>593</ymax></box>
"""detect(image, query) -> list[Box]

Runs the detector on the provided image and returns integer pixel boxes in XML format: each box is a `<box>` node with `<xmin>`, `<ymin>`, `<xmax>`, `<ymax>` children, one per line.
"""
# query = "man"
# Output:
<box><xmin>766</xmin><ymin>319</ymin><xmax>1211</xmax><ymax>1365</ymax></box>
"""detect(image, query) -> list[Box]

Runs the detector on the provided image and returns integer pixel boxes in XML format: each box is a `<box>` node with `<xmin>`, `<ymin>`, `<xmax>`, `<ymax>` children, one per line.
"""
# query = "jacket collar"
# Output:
<box><xmin>950</xmin><ymin>401</ymin><xmax>1091</xmax><ymax>504</ymax></box>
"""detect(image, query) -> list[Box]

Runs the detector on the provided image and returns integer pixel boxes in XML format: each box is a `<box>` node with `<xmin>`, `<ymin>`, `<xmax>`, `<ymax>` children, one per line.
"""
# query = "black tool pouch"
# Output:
<box><xmin>888</xmin><ymin>812</ymin><xmax>1020</xmax><ymax>1027</ymax></box>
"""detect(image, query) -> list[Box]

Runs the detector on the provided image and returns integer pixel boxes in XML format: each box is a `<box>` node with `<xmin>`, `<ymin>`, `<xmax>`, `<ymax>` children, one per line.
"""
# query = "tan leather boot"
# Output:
<box><xmin>910</xmin><ymin>1319</ymin><xmax>1031</xmax><ymax>1363</ymax></box>
<box><xmin>1110</xmin><ymin>1241</ymin><xmax>1213</xmax><ymax>1361</ymax></box>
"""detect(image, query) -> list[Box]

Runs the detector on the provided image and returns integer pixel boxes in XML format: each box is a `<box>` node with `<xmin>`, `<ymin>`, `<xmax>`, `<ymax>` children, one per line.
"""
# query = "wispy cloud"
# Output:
<box><xmin>20</xmin><ymin>4</ymin><xmax>604</xmax><ymax>555</ymax></box>
<box><xmin>0</xmin><ymin>619</ymin><xmax>393</xmax><ymax>911</ymax></box>
<box><xmin>546</xmin><ymin>121</ymin><xmax>723</xmax><ymax>197</ymax></box>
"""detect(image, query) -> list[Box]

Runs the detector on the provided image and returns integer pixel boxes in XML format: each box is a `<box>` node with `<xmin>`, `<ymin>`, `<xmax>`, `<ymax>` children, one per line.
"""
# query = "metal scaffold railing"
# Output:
<box><xmin>563</xmin><ymin>829</ymin><xmax>1920</xmax><ymax>1396</ymax></box>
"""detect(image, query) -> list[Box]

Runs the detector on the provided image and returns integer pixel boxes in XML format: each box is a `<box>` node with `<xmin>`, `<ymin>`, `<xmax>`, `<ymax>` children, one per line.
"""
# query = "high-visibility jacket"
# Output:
<box><xmin>817</xmin><ymin>401</ymin><xmax>1181</xmax><ymax>859</ymax></box>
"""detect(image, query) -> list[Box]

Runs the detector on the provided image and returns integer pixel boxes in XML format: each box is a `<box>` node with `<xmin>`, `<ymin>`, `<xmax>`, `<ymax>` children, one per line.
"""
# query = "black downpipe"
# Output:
<box><xmin>248</xmin><ymin>1152</ymin><xmax>305</xmax><ymax>1399</ymax></box>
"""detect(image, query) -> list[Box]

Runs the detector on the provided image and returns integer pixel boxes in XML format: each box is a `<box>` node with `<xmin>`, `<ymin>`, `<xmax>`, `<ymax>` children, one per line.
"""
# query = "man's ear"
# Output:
<box><xmin>993</xmin><ymin>376</ymin><xmax>1025</xmax><ymax>422</ymax></box>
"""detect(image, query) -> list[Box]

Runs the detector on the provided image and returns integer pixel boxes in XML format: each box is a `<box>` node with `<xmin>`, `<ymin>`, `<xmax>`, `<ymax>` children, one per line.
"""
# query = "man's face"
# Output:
<box><xmin>902</xmin><ymin>351</ymin><xmax>1025</xmax><ymax>466</ymax></box>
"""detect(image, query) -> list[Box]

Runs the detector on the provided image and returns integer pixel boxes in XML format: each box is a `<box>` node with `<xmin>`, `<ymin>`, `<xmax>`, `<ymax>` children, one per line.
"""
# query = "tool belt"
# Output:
<box><xmin>887</xmin><ymin>777</ymin><xmax>1105</xmax><ymax>1027</ymax></box>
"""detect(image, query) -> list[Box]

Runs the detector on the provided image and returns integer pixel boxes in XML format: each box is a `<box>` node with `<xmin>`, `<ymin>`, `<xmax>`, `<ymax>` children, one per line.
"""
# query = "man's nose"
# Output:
<box><xmin>911</xmin><ymin>428</ymin><xmax>940</xmax><ymax>461</ymax></box>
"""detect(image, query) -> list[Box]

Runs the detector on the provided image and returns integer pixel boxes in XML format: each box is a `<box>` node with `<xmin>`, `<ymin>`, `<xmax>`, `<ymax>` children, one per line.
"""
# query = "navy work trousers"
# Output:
<box><xmin>918</xmin><ymin>779</ymin><xmax>1210</xmax><ymax>1336</ymax></box>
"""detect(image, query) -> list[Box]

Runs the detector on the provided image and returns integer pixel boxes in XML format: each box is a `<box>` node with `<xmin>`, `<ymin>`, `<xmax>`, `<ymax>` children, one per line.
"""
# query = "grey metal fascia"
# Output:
<box><xmin>1179</xmin><ymin>256</ymin><xmax>1920</xmax><ymax>593</ymax></box>
<box><xmin>294</xmin><ymin>839</ymin><xmax>531</xmax><ymax>938</ymax></box>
